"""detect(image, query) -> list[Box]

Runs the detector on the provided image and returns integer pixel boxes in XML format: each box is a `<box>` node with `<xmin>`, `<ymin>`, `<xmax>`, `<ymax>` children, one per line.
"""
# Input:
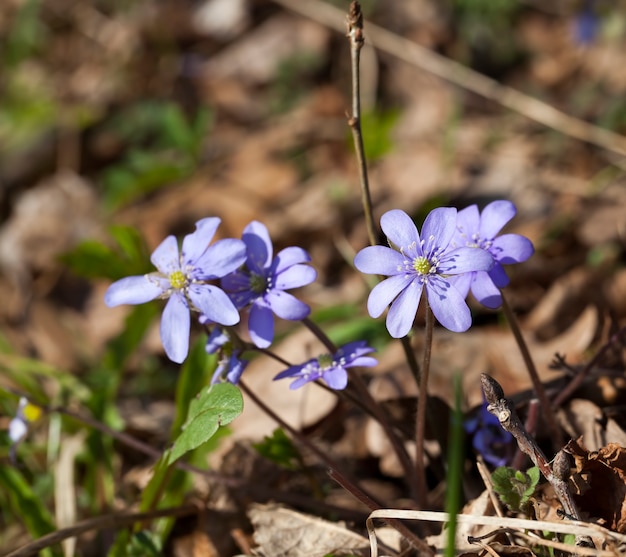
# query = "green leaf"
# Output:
<box><xmin>172</xmin><ymin>338</ymin><xmax>217</xmax><ymax>436</ymax></box>
<box><xmin>253</xmin><ymin>428</ymin><xmax>300</xmax><ymax>470</ymax></box>
<box><xmin>0</xmin><ymin>466</ymin><xmax>57</xmax><ymax>554</ymax></box>
<box><xmin>491</xmin><ymin>466</ymin><xmax>540</xmax><ymax>512</ymax></box>
<box><xmin>166</xmin><ymin>383</ymin><xmax>243</xmax><ymax>464</ymax></box>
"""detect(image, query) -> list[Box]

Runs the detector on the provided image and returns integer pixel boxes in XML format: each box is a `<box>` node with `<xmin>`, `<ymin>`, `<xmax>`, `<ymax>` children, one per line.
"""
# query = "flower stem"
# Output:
<box><xmin>415</xmin><ymin>298</ymin><xmax>434</xmax><ymax>508</ymax></box>
<box><xmin>347</xmin><ymin>1</ymin><xmax>377</xmax><ymax>249</ymax></box>
<box><xmin>500</xmin><ymin>292</ymin><xmax>563</xmax><ymax>450</ymax></box>
<box><xmin>301</xmin><ymin>317</ymin><xmax>420</xmax><ymax>500</ymax></box>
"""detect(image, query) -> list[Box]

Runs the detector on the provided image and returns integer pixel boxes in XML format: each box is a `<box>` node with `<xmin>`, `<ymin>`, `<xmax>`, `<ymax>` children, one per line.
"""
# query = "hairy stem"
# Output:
<box><xmin>415</xmin><ymin>299</ymin><xmax>434</xmax><ymax>508</ymax></box>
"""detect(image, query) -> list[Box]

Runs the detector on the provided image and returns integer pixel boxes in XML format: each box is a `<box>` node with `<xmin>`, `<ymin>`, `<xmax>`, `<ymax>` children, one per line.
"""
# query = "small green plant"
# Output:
<box><xmin>491</xmin><ymin>466</ymin><xmax>540</xmax><ymax>512</ymax></box>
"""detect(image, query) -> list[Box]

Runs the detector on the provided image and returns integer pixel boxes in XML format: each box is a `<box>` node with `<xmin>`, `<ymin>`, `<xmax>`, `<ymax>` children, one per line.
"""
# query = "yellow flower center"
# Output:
<box><xmin>413</xmin><ymin>256</ymin><xmax>432</xmax><ymax>275</ymax></box>
<box><xmin>169</xmin><ymin>270</ymin><xmax>187</xmax><ymax>290</ymax></box>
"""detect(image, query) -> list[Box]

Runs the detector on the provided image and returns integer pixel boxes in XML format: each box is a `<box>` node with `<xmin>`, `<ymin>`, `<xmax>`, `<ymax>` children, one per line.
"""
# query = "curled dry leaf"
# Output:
<box><xmin>565</xmin><ymin>439</ymin><xmax>626</xmax><ymax>533</ymax></box>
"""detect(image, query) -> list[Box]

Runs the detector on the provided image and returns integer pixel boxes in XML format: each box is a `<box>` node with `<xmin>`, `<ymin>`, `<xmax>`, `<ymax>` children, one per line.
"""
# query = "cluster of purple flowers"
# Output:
<box><xmin>105</xmin><ymin>200</ymin><xmax>532</xmax><ymax>391</ymax></box>
<box><xmin>354</xmin><ymin>201</ymin><xmax>533</xmax><ymax>337</ymax></box>
<box><xmin>104</xmin><ymin>218</ymin><xmax>320</xmax><ymax>377</ymax></box>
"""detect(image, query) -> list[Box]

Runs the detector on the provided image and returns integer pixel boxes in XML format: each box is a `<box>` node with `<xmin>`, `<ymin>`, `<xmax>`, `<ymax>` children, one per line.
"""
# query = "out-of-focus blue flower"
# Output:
<box><xmin>465</xmin><ymin>401</ymin><xmax>514</xmax><ymax>467</ymax></box>
<box><xmin>8</xmin><ymin>397</ymin><xmax>42</xmax><ymax>462</ymax></box>
<box><xmin>205</xmin><ymin>326</ymin><xmax>248</xmax><ymax>385</ymax></box>
<box><xmin>354</xmin><ymin>208</ymin><xmax>494</xmax><ymax>337</ymax></box>
<box><xmin>274</xmin><ymin>340</ymin><xmax>377</xmax><ymax>390</ymax></box>
<box><xmin>105</xmin><ymin>218</ymin><xmax>246</xmax><ymax>364</ymax></box>
<box><xmin>450</xmin><ymin>201</ymin><xmax>534</xmax><ymax>309</ymax></box>
<box><xmin>221</xmin><ymin>221</ymin><xmax>317</xmax><ymax>349</ymax></box>
<box><xmin>574</xmin><ymin>1</ymin><xmax>599</xmax><ymax>45</ymax></box>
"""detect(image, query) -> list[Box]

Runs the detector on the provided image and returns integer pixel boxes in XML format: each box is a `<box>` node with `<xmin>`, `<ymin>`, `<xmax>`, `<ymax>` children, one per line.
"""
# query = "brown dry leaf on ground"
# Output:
<box><xmin>566</xmin><ymin>439</ymin><xmax>626</xmax><ymax>533</ymax></box>
<box><xmin>248</xmin><ymin>503</ymin><xmax>370</xmax><ymax>557</ymax></box>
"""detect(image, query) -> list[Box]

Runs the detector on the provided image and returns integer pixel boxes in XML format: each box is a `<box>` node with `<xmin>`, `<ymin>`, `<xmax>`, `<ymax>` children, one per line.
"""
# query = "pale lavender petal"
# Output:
<box><xmin>426</xmin><ymin>278</ymin><xmax>471</xmax><ymax>332</ymax></box>
<box><xmin>380</xmin><ymin>210</ymin><xmax>420</xmax><ymax>250</ymax></box>
<box><xmin>454</xmin><ymin>205</ymin><xmax>480</xmax><ymax>248</ymax></box>
<box><xmin>421</xmin><ymin>207</ymin><xmax>457</xmax><ymax>254</ymax></box>
<box><xmin>151</xmin><ymin>236</ymin><xmax>180</xmax><ymax>275</ymax></box>
<box><xmin>367</xmin><ymin>274</ymin><xmax>413</xmax><ymax>318</ymax></box>
<box><xmin>354</xmin><ymin>246</ymin><xmax>405</xmax><ymax>275</ymax></box>
<box><xmin>385</xmin><ymin>280</ymin><xmax>423</xmax><ymax>338</ymax></box>
<box><xmin>243</xmin><ymin>221</ymin><xmax>273</xmax><ymax>273</ymax></box>
<box><xmin>288</xmin><ymin>375</ymin><xmax>313</xmax><ymax>390</ymax></box>
<box><xmin>323</xmin><ymin>368</ymin><xmax>348</xmax><ymax>390</ymax></box>
<box><xmin>266</xmin><ymin>290</ymin><xmax>310</xmax><ymax>320</ymax></box>
<box><xmin>188</xmin><ymin>284</ymin><xmax>240</xmax><ymax>325</ymax></box>
<box><xmin>347</xmin><ymin>356</ymin><xmax>378</xmax><ymax>368</ymax></box>
<box><xmin>439</xmin><ymin>247</ymin><xmax>493</xmax><ymax>275</ymax></box>
<box><xmin>104</xmin><ymin>276</ymin><xmax>163</xmax><ymax>306</ymax></box>
<box><xmin>194</xmin><ymin>238</ymin><xmax>247</xmax><ymax>279</ymax></box>
<box><xmin>470</xmin><ymin>272</ymin><xmax>502</xmax><ymax>309</ymax></box>
<box><xmin>491</xmin><ymin>234</ymin><xmax>534</xmax><ymax>264</ymax></box>
<box><xmin>249</xmin><ymin>302</ymin><xmax>275</xmax><ymax>348</ymax></box>
<box><xmin>161</xmin><ymin>293</ymin><xmax>190</xmax><ymax>363</ymax></box>
<box><xmin>181</xmin><ymin>217</ymin><xmax>220</xmax><ymax>265</ymax></box>
<box><xmin>273</xmin><ymin>247</ymin><xmax>312</xmax><ymax>274</ymax></box>
<box><xmin>449</xmin><ymin>272</ymin><xmax>473</xmax><ymax>300</ymax></box>
<box><xmin>487</xmin><ymin>263</ymin><xmax>510</xmax><ymax>288</ymax></box>
<box><xmin>479</xmin><ymin>201</ymin><xmax>516</xmax><ymax>238</ymax></box>
<box><xmin>275</xmin><ymin>264</ymin><xmax>317</xmax><ymax>289</ymax></box>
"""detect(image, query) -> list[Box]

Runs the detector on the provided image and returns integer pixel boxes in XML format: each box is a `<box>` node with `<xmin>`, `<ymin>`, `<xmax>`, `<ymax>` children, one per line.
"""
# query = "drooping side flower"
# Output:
<box><xmin>9</xmin><ymin>397</ymin><xmax>42</xmax><ymax>462</ymax></box>
<box><xmin>465</xmin><ymin>400</ymin><xmax>514</xmax><ymax>467</ymax></box>
<box><xmin>205</xmin><ymin>326</ymin><xmax>248</xmax><ymax>385</ymax></box>
<box><xmin>274</xmin><ymin>340</ymin><xmax>377</xmax><ymax>390</ymax></box>
<box><xmin>450</xmin><ymin>200</ymin><xmax>534</xmax><ymax>309</ymax></box>
<box><xmin>221</xmin><ymin>221</ymin><xmax>317</xmax><ymax>349</ymax></box>
<box><xmin>104</xmin><ymin>218</ymin><xmax>247</xmax><ymax>364</ymax></box>
<box><xmin>354</xmin><ymin>208</ymin><xmax>494</xmax><ymax>337</ymax></box>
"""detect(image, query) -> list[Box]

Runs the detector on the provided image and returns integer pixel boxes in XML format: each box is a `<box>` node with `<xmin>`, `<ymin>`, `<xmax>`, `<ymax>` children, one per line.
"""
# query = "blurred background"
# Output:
<box><xmin>1</xmin><ymin>0</ymin><xmax>626</xmax><ymax>554</ymax></box>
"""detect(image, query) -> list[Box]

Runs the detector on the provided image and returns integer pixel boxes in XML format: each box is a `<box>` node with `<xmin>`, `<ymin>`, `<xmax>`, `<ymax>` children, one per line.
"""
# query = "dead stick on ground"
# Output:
<box><xmin>271</xmin><ymin>0</ymin><xmax>626</xmax><ymax>157</ymax></box>
<box><xmin>480</xmin><ymin>374</ymin><xmax>594</xmax><ymax>550</ymax></box>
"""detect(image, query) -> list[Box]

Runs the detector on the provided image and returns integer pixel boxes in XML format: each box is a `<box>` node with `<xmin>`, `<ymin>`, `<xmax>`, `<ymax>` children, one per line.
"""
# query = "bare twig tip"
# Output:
<box><xmin>480</xmin><ymin>373</ymin><xmax>504</xmax><ymax>404</ymax></box>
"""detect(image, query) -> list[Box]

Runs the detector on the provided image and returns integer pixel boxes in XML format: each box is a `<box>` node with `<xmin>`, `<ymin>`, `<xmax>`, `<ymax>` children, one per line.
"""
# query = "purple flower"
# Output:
<box><xmin>104</xmin><ymin>218</ymin><xmax>246</xmax><ymax>364</ymax></box>
<box><xmin>354</xmin><ymin>208</ymin><xmax>494</xmax><ymax>337</ymax></box>
<box><xmin>274</xmin><ymin>340</ymin><xmax>377</xmax><ymax>390</ymax></box>
<box><xmin>465</xmin><ymin>401</ymin><xmax>514</xmax><ymax>467</ymax></box>
<box><xmin>573</xmin><ymin>1</ymin><xmax>599</xmax><ymax>45</ymax></box>
<box><xmin>450</xmin><ymin>201</ymin><xmax>534</xmax><ymax>309</ymax></box>
<box><xmin>205</xmin><ymin>326</ymin><xmax>248</xmax><ymax>385</ymax></box>
<box><xmin>221</xmin><ymin>221</ymin><xmax>317</xmax><ymax>349</ymax></box>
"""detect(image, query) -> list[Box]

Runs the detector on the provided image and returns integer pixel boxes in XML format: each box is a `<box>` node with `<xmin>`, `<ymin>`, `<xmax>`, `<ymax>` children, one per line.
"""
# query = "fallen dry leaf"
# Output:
<box><xmin>248</xmin><ymin>503</ymin><xmax>369</xmax><ymax>557</ymax></box>
<box><xmin>566</xmin><ymin>439</ymin><xmax>626</xmax><ymax>533</ymax></box>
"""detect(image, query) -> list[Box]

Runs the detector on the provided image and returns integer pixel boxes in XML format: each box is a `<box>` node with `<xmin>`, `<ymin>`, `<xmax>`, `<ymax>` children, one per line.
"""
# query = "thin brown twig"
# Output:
<box><xmin>328</xmin><ymin>468</ymin><xmax>435</xmax><ymax>556</ymax></box>
<box><xmin>346</xmin><ymin>2</ymin><xmax>377</xmax><ymax>248</ymax></box>
<box><xmin>238</xmin><ymin>379</ymin><xmax>381</xmax><ymax>506</ymax></box>
<box><xmin>3</xmin><ymin>504</ymin><xmax>200</xmax><ymax>557</ymax></box>
<box><xmin>480</xmin><ymin>373</ymin><xmax>594</xmax><ymax>550</ymax></box>
<box><xmin>271</xmin><ymin>0</ymin><xmax>626</xmax><ymax>157</ymax></box>
<box><xmin>552</xmin><ymin>325</ymin><xmax>626</xmax><ymax>408</ymax></box>
<box><xmin>500</xmin><ymin>293</ymin><xmax>564</xmax><ymax>450</ymax></box>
